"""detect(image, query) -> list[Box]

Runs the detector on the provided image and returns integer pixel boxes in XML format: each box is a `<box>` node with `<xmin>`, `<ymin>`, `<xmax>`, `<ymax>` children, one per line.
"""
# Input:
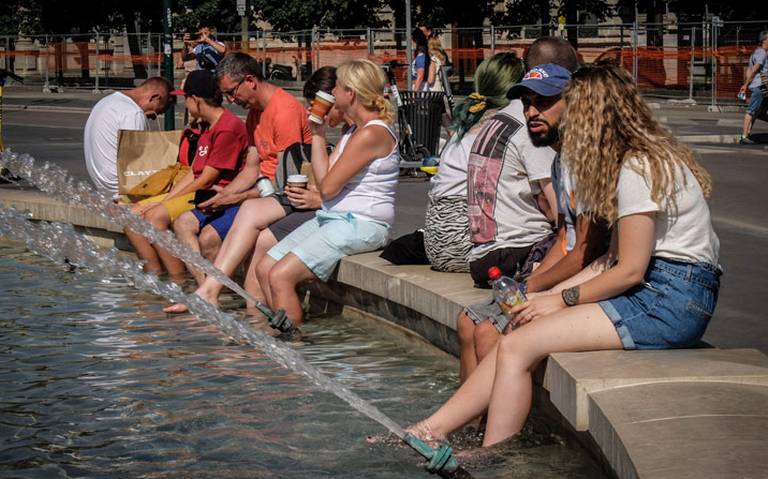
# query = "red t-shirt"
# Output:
<box><xmin>191</xmin><ymin>109</ymin><xmax>248</xmax><ymax>187</ymax></box>
<box><xmin>246</xmin><ymin>88</ymin><xmax>312</xmax><ymax>182</ymax></box>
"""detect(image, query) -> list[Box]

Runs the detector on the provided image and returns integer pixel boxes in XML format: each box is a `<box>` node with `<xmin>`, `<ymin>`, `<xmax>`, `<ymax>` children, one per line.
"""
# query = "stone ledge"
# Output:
<box><xmin>543</xmin><ymin>348</ymin><xmax>768</xmax><ymax>432</ymax></box>
<box><xmin>337</xmin><ymin>252</ymin><xmax>488</xmax><ymax>331</ymax></box>
<box><xmin>0</xmin><ymin>188</ymin><xmax>121</xmax><ymax>233</ymax></box>
<box><xmin>589</xmin><ymin>381</ymin><xmax>768</xmax><ymax>479</ymax></box>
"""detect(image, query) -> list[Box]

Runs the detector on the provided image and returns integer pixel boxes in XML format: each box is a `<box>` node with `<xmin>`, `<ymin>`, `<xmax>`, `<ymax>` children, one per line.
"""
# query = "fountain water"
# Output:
<box><xmin>0</xmin><ymin>150</ymin><xmax>282</xmax><ymax>324</ymax></box>
<box><xmin>0</xmin><ymin>149</ymin><xmax>464</xmax><ymax>476</ymax></box>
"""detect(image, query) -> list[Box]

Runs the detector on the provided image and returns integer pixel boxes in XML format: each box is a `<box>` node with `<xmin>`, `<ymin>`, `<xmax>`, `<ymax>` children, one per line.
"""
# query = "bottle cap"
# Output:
<box><xmin>487</xmin><ymin>266</ymin><xmax>502</xmax><ymax>281</ymax></box>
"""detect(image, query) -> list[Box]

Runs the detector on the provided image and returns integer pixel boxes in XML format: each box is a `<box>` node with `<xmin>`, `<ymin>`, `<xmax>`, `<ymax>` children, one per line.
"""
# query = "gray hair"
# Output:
<box><xmin>760</xmin><ymin>31</ymin><xmax>768</xmax><ymax>44</ymax></box>
<box><xmin>216</xmin><ymin>52</ymin><xmax>264</xmax><ymax>82</ymax></box>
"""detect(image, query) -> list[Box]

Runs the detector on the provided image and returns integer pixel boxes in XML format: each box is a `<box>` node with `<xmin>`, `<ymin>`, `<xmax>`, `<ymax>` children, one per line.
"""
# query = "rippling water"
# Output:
<box><xmin>0</xmin><ymin>242</ymin><xmax>605</xmax><ymax>478</ymax></box>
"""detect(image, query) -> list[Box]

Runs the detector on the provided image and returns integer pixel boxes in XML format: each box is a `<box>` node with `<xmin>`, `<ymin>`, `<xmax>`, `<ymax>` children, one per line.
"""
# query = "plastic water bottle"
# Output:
<box><xmin>488</xmin><ymin>266</ymin><xmax>527</xmax><ymax>319</ymax></box>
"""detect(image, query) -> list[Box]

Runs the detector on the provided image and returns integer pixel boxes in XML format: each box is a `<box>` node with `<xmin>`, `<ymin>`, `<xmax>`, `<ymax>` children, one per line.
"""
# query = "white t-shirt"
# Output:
<box><xmin>467</xmin><ymin>100</ymin><xmax>556</xmax><ymax>260</ymax></box>
<box><xmin>83</xmin><ymin>92</ymin><xmax>147</xmax><ymax>193</ymax></box>
<box><xmin>748</xmin><ymin>47</ymin><xmax>767</xmax><ymax>90</ymax></box>
<box><xmin>616</xmin><ymin>156</ymin><xmax>719</xmax><ymax>264</ymax></box>
<box><xmin>429</xmin><ymin>109</ymin><xmax>496</xmax><ymax>198</ymax></box>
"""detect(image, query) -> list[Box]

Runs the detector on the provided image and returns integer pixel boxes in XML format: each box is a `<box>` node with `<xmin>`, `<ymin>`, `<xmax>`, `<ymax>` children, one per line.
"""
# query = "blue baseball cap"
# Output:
<box><xmin>508</xmin><ymin>63</ymin><xmax>572</xmax><ymax>99</ymax></box>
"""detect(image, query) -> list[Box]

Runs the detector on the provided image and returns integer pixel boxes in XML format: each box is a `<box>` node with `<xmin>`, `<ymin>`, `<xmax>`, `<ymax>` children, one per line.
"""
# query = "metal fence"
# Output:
<box><xmin>1</xmin><ymin>19</ymin><xmax>766</xmax><ymax>106</ymax></box>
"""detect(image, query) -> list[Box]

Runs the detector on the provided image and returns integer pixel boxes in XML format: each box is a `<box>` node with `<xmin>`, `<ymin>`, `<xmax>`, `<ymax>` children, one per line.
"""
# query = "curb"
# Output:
<box><xmin>677</xmin><ymin>134</ymin><xmax>742</xmax><ymax>144</ymax></box>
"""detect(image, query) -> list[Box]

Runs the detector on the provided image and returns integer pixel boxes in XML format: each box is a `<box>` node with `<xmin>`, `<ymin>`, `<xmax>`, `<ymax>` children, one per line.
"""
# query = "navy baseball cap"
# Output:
<box><xmin>508</xmin><ymin>63</ymin><xmax>572</xmax><ymax>99</ymax></box>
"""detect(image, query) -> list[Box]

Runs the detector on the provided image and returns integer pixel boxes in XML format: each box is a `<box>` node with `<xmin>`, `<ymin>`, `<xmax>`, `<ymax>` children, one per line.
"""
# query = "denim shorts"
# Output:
<box><xmin>747</xmin><ymin>86</ymin><xmax>764</xmax><ymax>115</ymax></box>
<box><xmin>599</xmin><ymin>257</ymin><xmax>721</xmax><ymax>350</ymax></box>
<box><xmin>268</xmin><ymin>210</ymin><xmax>390</xmax><ymax>281</ymax></box>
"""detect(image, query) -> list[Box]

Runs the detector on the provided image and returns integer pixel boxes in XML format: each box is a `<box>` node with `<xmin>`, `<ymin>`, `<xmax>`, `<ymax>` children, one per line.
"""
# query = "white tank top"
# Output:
<box><xmin>323</xmin><ymin>119</ymin><xmax>400</xmax><ymax>226</ymax></box>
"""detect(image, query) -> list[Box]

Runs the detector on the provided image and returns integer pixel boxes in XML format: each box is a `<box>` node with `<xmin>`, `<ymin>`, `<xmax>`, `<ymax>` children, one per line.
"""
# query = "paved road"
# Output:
<box><xmin>2</xmin><ymin>104</ymin><xmax>768</xmax><ymax>353</ymax></box>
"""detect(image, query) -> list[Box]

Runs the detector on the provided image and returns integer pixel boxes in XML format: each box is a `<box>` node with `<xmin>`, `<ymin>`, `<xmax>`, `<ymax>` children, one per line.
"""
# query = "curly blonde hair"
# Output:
<box><xmin>336</xmin><ymin>59</ymin><xmax>394</xmax><ymax>124</ymax></box>
<box><xmin>561</xmin><ymin>64</ymin><xmax>712</xmax><ymax>224</ymax></box>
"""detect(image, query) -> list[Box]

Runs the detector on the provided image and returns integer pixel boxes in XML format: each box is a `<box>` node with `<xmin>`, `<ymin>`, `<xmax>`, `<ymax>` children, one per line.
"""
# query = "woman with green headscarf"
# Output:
<box><xmin>424</xmin><ymin>52</ymin><xmax>525</xmax><ymax>272</ymax></box>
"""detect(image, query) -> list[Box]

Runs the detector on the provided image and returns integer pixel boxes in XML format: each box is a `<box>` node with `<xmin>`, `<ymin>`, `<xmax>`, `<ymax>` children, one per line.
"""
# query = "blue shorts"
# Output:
<box><xmin>191</xmin><ymin>205</ymin><xmax>240</xmax><ymax>240</ymax></box>
<box><xmin>599</xmin><ymin>257</ymin><xmax>721</xmax><ymax>350</ymax></box>
<box><xmin>268</xmin><ymin>210</ymin><xmax>390</xmax><ymax>281</ymax></box>
<box><xmin>747</xmin><ymin>86</ymin><xmax>764</xmax><ymax>115</ymax></box>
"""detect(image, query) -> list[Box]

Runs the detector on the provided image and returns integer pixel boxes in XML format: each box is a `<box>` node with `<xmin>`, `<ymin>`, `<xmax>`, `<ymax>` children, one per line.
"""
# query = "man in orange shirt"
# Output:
<box><xmin>175</xmin><ymin>52</ymin><xmax>312</xmax><ymax>268</ymax></box>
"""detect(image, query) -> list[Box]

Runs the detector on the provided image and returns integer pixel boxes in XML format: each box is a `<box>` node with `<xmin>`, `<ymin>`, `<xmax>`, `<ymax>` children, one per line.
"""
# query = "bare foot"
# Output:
<box><xmin>405</xmin><ymin>420</ymin><xmax>446</xmax><ymax>449</ymax></box>
<box><xmin>163</xmin><ymin>303</ymin><xmax>190</xmax><ymax>314</ymax></box>
<box><xmin>163</xmin><ymin>289</ymin><xmax>219</xmax><ymax>314</ymax></box>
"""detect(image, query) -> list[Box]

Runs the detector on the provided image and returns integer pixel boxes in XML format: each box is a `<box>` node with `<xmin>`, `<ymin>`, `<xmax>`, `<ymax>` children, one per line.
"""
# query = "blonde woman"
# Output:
<box><xmin>427</xmin><ymin>36</ymin><xmax>448</xmax><ymax>92</ymax></box>
<box><xmin>255</xmin><ymin>59</ymin><xmax>400</xmax><ymax>327</ymax></box>
<box><xmin>405</xmin><ymin>64</ymin><xmax>721</xmax><ymax>450</ymax></box>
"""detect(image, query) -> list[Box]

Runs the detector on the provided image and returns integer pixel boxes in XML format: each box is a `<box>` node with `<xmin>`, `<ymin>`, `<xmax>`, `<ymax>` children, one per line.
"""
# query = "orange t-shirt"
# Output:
<box><xmin>246</xmin><ymin>88</ymin><xmax>312</xmax><ymax>182</ymax></box>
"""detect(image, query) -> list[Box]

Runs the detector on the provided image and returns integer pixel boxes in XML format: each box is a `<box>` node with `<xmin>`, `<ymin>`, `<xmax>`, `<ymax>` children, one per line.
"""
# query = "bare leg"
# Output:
<box><xmin>457</xmin><ymin>312</ymin><xmax>478</xmax><ymax>384</ymax></box>
<box><xmin>474</xmin><ymin>321</ymin><xmax>500</xmax><ymax>365</ymax></box>
<box><xmin>244</xmin><ymin>229</ymin><xmax>278</xmax><ymax>311</ymax></box>
<box><xmin>125</xmin><ymin>204</ymin><xmax>165</xmax><ymax>273</ymax></box>
<box><xmin>267</xmin><ymin>253</ymin><xmax>315</xmax><ymax>326</ymax></box>
<box><xmin>483</xmin><ymin>304</ymin><xmax>622</xmax><ymax>445</ymax></box>
<box><xmin>135</xmin><ymin>205</ymin><xmax>186</xmax><ymax>279</ymax></box>
<box><xmin>417</xmin><ymin>304</ymin><xmax>622</xmax><ymax>446</ymax></box>
<box><xmin>196</xmin><ymin>225</ymin><xmax>222</xmax><ymax>284</ymax></box>
<box><xmin>125</xmin><ymin>228</ymin><xmax>163</xmax><ymax>273</ymax></box>
<box><xmin>743</xmin><ymin>112</ymin><xmax>755</xmax><ymax>138</ymax></box>
<box><xmin>173</xmin><ymin>211</ymin><xmax>200</xmax><ymax>277</ymax></box>
<box><xmin>165</xmin><ymin>198</ymin><xmax>286</xmax><ymax>312</ymax></box>
<box><xmin>256</xmin><ymin>255</ymin><xmax>278</xmax><ymax>309</ymax></box>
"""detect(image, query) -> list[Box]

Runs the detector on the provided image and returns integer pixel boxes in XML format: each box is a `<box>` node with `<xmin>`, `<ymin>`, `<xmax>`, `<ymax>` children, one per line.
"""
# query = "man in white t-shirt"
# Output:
<box><xmin>738</xmin><ymin>31</ymin><xmax>768</xmax><ymax>144</ymax></box>
<box><xmin>83</xmin><ymin>77</ymin><xmax>174</xmax><ymax>193</ymax></box>
<box><xmin>466</xmin><ymin>82</ymin><xmax>558</xmax><ymax>287</ymax></box>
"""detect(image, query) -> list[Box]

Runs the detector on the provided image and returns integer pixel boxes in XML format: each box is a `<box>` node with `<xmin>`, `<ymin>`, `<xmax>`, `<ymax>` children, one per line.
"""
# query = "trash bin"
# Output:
<box><xmin>397</xmin><ymin>91</ymin><xmax>445</xmax><ymax>159</ymax></box>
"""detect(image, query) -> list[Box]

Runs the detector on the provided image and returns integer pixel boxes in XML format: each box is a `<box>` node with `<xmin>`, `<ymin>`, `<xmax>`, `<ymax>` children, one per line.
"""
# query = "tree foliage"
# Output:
<box><xmin>251</xmin><ymin>0</ymin><xmax>388</xmax><ymax>32</ymax></box>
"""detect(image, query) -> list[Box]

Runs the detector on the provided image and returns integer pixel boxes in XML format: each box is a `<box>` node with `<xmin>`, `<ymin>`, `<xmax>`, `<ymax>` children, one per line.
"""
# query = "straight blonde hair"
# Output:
<box><xmin>336</xmin><ymin>59</ymin><xmax>394</xmax><ymax>124</ymax></box>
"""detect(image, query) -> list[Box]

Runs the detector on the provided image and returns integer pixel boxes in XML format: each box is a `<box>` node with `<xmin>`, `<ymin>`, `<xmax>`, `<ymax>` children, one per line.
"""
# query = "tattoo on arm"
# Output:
<box><xmin>562</xmin><ymin>286</ymin><xmax>581</xmax><ymax>307</ymax></box>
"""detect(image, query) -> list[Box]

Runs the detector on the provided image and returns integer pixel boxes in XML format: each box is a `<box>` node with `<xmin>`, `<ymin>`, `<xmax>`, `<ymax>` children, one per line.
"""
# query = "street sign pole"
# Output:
<box><xmin>238</xmin><ymin>0</ymin><xmax>248</xmax><ymax>51</ymax></box>
<box><xmin>162</xmin><ymin>0</ymin><xmax>175</xmax><ymax>131</ymax></box>
<box><xmin>405</xmin><ymin>0</ymin><xmax>412</xmax><ymax>91</ymax></box>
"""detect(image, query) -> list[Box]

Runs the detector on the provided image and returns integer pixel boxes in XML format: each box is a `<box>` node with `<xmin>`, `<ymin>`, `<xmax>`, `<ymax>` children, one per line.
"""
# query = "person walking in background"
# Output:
<box><xmin>424</xmin><ymin>53</ymin><xmax>524</xmax><ymax>273</ymax></box>
<box><xmin>406</xmin><ymin>63</ymin><xmax>720</xmax><ymax>452</ymax></box>
<box><xmin>83</xmin><ymin>77</ymin><xmax>174</xmax><ymax>195</ymax></box>
<box><xmin>411</xmin><ymin>28</ymin><xmax>431</xmax><ymax>92</ymax></box>
<box><xmin>739</xmin><ymin>31</ymin><xmax>768</xmax><ymax>145</ymax></box>
<box><xmin>427</xmin><ymin>36</ymin><xmax>449</xmax><ymax>92</ymax></box>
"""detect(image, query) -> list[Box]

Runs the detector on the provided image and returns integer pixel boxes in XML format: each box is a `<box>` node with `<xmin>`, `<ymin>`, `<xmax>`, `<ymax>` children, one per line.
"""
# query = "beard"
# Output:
<box><xmin>528</xmin><ymin>122</ymin><xmax>559</xmax><ymax>147</ymax></box>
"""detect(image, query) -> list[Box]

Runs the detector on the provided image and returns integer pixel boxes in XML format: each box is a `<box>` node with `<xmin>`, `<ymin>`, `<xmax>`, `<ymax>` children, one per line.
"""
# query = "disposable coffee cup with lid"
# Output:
<box><xmin>286</xmin><ymin>174</ymin><xmax>309</xmax><ymax>189</ymax></box>
<box><xmin>308</xmin><ymin>90</ymin><xmax>336</xmax><ymax>124</ymax></box>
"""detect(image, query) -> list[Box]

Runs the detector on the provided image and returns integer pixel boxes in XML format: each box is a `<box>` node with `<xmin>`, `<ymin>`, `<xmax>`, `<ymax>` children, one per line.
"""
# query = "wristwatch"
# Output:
<box><xmin>561</xmin><ymin>286</ymin><xmax>580</xmax><ymax>307</ymax></box>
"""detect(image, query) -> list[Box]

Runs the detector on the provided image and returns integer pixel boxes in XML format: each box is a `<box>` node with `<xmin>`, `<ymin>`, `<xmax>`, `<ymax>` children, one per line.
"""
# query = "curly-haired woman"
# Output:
<box><xmin>406</xmin><ymin>64</ymin><xmax>721</xmax><ymax>450</ymax></box>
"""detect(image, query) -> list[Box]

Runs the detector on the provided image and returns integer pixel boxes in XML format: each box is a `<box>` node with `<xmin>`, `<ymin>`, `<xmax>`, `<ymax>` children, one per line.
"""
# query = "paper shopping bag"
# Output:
<box><xmin>117</xmin><ymin>129</ymin><xmax>183</xmax><ymax>195</ymax></box>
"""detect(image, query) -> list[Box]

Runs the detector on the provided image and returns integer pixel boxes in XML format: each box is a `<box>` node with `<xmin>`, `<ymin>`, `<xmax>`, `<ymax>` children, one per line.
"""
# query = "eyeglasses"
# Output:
<box><xmin>221</xmin><ymin>78</ymin><xmax>246</xmax><ymax>99</ymax></box>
